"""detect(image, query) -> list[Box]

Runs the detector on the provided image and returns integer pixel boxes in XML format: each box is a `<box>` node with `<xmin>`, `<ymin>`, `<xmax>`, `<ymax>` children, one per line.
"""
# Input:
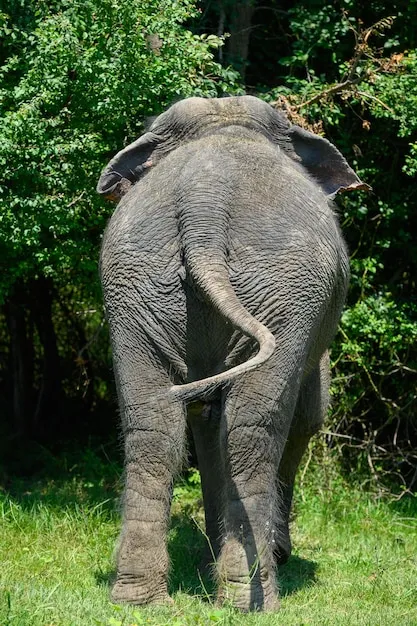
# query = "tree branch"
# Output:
<box><xmin>297</xmin><ymin>77</ymin><xmax>362</xmax><ymax>109</ymax></box>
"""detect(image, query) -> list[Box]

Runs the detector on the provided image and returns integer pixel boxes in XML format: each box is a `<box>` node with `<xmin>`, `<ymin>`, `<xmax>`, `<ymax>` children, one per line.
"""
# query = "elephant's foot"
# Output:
<box><xmin>217</xmin><ymin>538</ymin><xmax>279</xmax><ymax>612</ymax></box>
<box><xmin>217</xmin><ymin>575</ymin><xmax>279</xmax><ymax>612</ymax></box>
<box><xmin>111</xmin><ymin>574</ymin><xmax>172</xmax><ymax>606</ymax></box>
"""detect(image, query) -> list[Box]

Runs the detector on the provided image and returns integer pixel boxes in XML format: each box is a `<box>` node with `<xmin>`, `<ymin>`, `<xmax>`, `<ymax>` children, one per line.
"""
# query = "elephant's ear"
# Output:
<box><xmin>288</xmin><ymin>125</ymin><xmax>371</xmax><ymax>197</ymax></box>
<box><xmin>97</xmin><ymin>131</ymin><xmax>162</xmax><ymax>202</ymax></box>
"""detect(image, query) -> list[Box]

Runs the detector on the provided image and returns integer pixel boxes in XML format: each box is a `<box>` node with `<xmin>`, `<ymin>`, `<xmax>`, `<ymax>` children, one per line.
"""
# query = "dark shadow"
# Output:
<box><xmin>168</xmin><ymin>511</ymin><xmax>318</xmax><ymax>602</ymax></box>
<box><xmin>169</xmin><ymin>482</ymin><xmax>318</xmax><ymax>606</ymax></box>
<box><xmin>0</xmin><ymin>439</ymin><xmax>123</xmax><ymax>512</ymax></box>
<box><xmin>388</xmin><ymin>494</ymin><xmax>417</xmax><ymax>517</ymax></box>
<box><xmin>278</xmin><ymin>555</ymin><xmax>318</xmax><ymax>597</ymax></box>
<box><xmin>95</xmin><ymin>568</ymin><xmax>116</xmax><ymax>589</ymax></box>
<box><xmin>168</xmin><ymin>512</ymin><xmax>215</xmax><ymax>599</ymax></box>
<box><xmin>227</xmin><ymin>485</ymin><xmax>265</xmax><ymax>610</ymax></box>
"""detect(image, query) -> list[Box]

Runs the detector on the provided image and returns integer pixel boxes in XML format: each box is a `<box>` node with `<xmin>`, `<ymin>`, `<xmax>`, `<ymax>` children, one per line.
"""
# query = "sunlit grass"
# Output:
<box><xmin>0</xmin><ymin>447</ymin><xmax>416</xmax><ymax>625</ymax></box>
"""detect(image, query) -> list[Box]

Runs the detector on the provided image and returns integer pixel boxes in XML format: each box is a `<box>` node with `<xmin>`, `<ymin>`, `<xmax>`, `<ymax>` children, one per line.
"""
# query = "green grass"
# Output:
<box><xmin>0</xmin><ymin>447</ymin><xmax>416</xmax><ymax>625</ymax></box>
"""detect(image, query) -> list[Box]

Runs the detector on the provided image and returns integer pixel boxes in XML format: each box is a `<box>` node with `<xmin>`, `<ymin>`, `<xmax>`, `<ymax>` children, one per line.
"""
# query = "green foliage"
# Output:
<box><xmin>341</xmin><ymin>296</ymin><xmax>417</xmax><ymax>364</ymax></box>
<box><xmin>278</xmin><ymin>3</ymin><xmax>353</xmax><ymax>71</ymax></box>
<box><xmin>329</xmin><ymin>293</ymin><xmax>417</xmax><ymax>491</ymax></box>
<box><xmin>0</xmin><ymin>0</ymin><xmax>240</xmax><ymax>302</ymax></box>
<box><xmin>172</xmin><ymin>468</ymin><xmax>202</xmax><ymax>514</ymax></box>
<box><xmin>404</xmin><ymin>141</ymin><xmax>417</xmax><ymax>176</ymax></box>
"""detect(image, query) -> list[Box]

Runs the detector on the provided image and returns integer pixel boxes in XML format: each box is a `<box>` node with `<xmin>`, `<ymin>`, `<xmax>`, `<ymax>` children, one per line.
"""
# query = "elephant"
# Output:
<box><xmin>97</xmin><ymin>95</ymin><xmax>368</xmax><ymax>611</ymax></box>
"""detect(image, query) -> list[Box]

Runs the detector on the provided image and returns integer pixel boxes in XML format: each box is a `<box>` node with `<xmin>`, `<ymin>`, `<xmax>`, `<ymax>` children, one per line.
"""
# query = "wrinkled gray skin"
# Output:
<box><xmin>97</xmin><ymin>96</ymin><xmax>368</xmax><ymax>611</ymax></box>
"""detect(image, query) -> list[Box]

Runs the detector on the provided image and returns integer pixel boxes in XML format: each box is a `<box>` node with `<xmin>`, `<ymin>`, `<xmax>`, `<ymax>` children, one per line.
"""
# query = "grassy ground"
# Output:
<box><xmin>0</xmin><ymin>445</ymin><xmax>416</xmax><ymax>626</ymax></box>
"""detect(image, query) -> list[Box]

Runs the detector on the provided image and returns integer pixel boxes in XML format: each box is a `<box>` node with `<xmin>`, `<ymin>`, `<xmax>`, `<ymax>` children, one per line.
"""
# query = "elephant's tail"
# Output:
<box><xmin>169</xmin><ymin>263</ymin><xmax>276</xmax><ymax>402</ymax></box>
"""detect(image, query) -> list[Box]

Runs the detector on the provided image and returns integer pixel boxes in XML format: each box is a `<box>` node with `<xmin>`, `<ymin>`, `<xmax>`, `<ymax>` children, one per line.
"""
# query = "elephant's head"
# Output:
<box><xmin>97</xmin><ymin>96</ymin><xmax>370</xmax><ymax>202</ymax></box>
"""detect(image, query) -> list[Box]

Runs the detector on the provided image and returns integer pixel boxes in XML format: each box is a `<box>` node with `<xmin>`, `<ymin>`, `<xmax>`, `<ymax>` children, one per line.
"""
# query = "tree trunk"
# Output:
<box><xmin>31</xmin><ymin>277</ymin><xmax>63</xmax><ymax>437</ymax></box>
<box><xmin>5</xmin><ymin>282</ymin><xmax>34</xmax><ymax>437</ymax></box>
<box><xmin>226</xmin><ymin>0</ymin><xmax>255</xmax><ymax>80</ymax></box>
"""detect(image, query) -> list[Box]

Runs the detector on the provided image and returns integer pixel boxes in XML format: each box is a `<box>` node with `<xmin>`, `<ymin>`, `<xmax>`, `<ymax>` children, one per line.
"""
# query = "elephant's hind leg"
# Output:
<box><xmin>188</xmin><ymin>399</ymin><xmax>224</xmax><ymax>569</ymax></box>
<box><xmin>111</xmin><ymin>358</ymin><xmax>187</xmax><ymax>606</ymax></box>
<box><xmin>217</xmin><ymin>346</ymin><xmax>306</xmax><ymax>612</ymax></box>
